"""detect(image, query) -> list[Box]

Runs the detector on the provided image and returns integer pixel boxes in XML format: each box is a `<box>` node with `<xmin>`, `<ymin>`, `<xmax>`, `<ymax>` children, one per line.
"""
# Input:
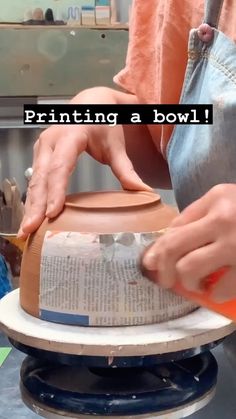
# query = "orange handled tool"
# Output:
<box><xmin>203</xmin><ymin>267</ymin><xmax>229</xmax><ymax>290</ymax></box>
<box><xmin>173</xmin><ymin>267</ymin><xmax>236</xmax><ymax>322</ymax></box>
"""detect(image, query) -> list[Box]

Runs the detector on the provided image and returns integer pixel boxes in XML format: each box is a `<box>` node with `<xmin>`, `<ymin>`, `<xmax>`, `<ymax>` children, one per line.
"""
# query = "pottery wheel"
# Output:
<box><xmin>0</xmin><ymin>290</ymin><xmax>235</xmax><ymax>357</ymax></box>
<box><xmin>20</xmin><ymin>352</ymin><xmax>217</xmax><ymax>419</ymax></box>
<box><xmin>10</xmin><ymin>338</ymin><xmax>222</xmax><ymax>368</ymax></box>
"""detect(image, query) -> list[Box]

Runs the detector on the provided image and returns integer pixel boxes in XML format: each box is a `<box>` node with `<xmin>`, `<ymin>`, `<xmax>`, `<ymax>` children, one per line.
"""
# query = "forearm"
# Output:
<box><xmin>71</xmin><ymin>87</ymin><xmax>172</xmax><ymax>189</ymax></box>
<box><xmin>123</xmin><ymin>124</ymin><xmax>172</xmax><ymax>189</ymax></box>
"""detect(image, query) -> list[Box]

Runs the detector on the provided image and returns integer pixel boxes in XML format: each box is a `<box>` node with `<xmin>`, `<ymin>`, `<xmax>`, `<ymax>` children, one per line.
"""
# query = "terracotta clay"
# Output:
<box><xmin>20</xmin><ymin>191</ymin><xmax>196</xmax><ymax>324</ymax></box>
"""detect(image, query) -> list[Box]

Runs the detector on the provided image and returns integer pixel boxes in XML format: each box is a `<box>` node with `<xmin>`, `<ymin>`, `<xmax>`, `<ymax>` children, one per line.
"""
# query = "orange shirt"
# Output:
<box><xmin>114</xmin><ymin>0</ymin><xmax>236</xmax><ymax>156</ymax></box>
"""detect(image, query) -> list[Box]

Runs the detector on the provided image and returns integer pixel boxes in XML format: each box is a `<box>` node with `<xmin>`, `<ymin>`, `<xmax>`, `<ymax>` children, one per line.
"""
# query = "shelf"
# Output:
<box><xmin>0</xmin><ymin>23</ymin><xmax>128</xmax><ymax>30</ymax></box>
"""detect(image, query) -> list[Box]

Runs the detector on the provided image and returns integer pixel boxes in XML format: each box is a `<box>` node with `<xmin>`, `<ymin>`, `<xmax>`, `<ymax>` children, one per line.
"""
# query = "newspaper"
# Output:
<box><xmin>39</xmin><ymin>231</ymin><xmax>197</xmax><ymax>326</ymax></box>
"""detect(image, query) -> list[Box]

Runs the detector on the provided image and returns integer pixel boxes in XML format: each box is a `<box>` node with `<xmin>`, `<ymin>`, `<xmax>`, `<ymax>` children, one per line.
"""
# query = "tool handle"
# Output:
<box><xmin>203</xmin><ymin>267</ymin><xmax>229</xmax><ymax>291</ymax></box>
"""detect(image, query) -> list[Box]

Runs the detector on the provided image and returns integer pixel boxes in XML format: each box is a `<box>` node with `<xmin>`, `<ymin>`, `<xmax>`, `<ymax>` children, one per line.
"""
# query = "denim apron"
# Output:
<box><xmin>167</xmin><ymin>0</ymin><xmax>236</xmax><ymax>211</ymax></box>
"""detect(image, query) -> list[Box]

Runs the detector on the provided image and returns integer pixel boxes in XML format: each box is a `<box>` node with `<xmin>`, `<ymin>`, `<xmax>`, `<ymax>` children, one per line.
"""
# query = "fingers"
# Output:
<box><xmin>46</xmin><ymin>130</ymin><xmax>87</xmax><ymax>217</ymax></box>
<box><xmin>171</xmin><ymin>184</ymin><xmax>231</xmax><ymax>228</ymax></box>
<box><xmin>170</xmin><ymin>196</ymin><xmax>209</xmax><ymax>227</ymax></box>
<box><xmin>142</xmin><ymin>184</ymin><xmax>236</xmax><ymax>301</ymax></box>
<box><xmin>142</xmin><ymin>216</ymin><xmax>216</xmax><ymax>288</ymax></box>
<box><xmin>18</xmin><ymin>127</ymin><xmax>88</xmax><ymax>238</ymax></box>
<box><xmin>109</xmin><ymin>145</ymin><xmax>153</xmax><ymax>192</ymax></box>
<box><xmin>176</xmin><ymin>242</ymin><xmax>225</xmax><ymax>292</ymax></box>
<box><xmin>18</xmin><ymin>138</ymin><xmax>52</xmax><ymax>238</ymax></box>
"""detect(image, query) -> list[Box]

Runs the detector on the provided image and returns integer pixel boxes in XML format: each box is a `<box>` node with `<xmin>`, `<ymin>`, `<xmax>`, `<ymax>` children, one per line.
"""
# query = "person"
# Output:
<box><xmin>18</xmin><ymin>0</ymin><xmax>236</xmax><ymax>302</ymax></box>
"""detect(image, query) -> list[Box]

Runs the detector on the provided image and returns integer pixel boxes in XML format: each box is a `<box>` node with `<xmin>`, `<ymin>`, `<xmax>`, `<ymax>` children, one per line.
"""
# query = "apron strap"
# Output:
<box><xmin>204</xmin><ymin>0</ymin><xmax>224</xmax><ymax>28</ymax></box>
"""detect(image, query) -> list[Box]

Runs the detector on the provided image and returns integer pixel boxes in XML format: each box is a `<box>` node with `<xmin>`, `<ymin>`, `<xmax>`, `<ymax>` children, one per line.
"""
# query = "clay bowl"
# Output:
<box><xmin>20</xmin><ymin>191</ymin><xmax>197</xmax><ymax>326</ymax></box>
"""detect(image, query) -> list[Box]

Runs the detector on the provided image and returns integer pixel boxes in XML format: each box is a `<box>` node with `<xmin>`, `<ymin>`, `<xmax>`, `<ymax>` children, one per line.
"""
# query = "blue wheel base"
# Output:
<box><xmin>10</xmin><ymin>337</ymin><xmax>223</xmax><ymax>368</ymax></box>
<box><xmin>20</xmin><ymin>352</ymin><xmax>217</xmax><ymax>417</ymax></box>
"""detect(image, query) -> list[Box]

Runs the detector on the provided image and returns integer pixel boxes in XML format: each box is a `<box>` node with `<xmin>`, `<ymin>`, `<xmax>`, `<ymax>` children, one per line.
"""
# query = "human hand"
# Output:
<box><xmin>18</xmin><ymin>88</ymin><xmax>151</xmax><ymax>239</ymax></box>
<box><xmin>143</xmin><ymin>184</ymin><xmax>236</xmax><ymax>303</ymax></box>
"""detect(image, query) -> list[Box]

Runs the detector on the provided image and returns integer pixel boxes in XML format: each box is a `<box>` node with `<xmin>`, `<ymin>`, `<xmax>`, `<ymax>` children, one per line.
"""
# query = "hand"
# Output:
<box><xmin>18</xmin><ymin>88</ymin><xmax>151</xmax><ymax>239</ymax></box>
<box><xmin>143</xmin><ymin>184</ymin><xmax>236</xmax><ymax>303</ymax></box>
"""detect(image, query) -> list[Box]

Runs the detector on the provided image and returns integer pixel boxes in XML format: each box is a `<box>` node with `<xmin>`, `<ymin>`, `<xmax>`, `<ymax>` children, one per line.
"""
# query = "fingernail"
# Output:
<box><xmin>143</xmin><ymin>183</ymin><xmax>153</xmax><ymax>191</ymax></box>
<box><xmin>140</xmin><ymin>180</ymin><xmax>153</xmax><ymax>192</ymax></box>
<box><xmin>46</xmin><ymin>204</ymin><xmax>54</xmax><ymax>216</ymax></box>
<box><xmin>21</xmin><ymin>218</ymin><xmax>33</xmax><ymax>229</ymax></box>
<box><xmin>143</xmin><ymin>252</ymin><xmax>156</xmax><ymax>270</ymax></box>
<box><xmin>17</xmin><ymin>228</ymin><xmax>27</xmax><ymax>239</ymax></box>
<box><xmin>17</xmin><ymin>228</ymin><xmax>23</xmax><ymax>238</ymax></box>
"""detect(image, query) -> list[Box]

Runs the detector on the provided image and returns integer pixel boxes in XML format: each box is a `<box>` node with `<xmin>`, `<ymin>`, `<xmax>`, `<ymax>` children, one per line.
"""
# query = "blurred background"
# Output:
<box><xmin>0</xmin><ymin>0</ymin><xmax>174</xmax><ymax>205</ymax></box>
